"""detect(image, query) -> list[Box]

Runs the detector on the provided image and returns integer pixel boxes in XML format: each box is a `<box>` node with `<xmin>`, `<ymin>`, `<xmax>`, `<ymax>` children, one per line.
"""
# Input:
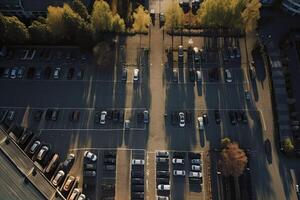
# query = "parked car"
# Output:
<box><xmin>63</xmin><ymin>175</ymin><xmax>75</xmax><ymax>192</ymax></box>
<box><xmin>69</xmin><ymin>188</ymin><xmax>80</xmax><ymax>200</ymax></box>
<box><xmin>84</xmin><ymin>151</ymin><xmax>97</xmax><ymax>162</ymax></box>
<box><xmin>77</xmin><ymin>69</ymin><xmax>84</xmax><ymax>79</ymax></box>
<box><xmin>214</xmin><ymin>110</ymin><xmax>221</xmax><ymax>124</ymax></box>
<box><xmin>121</xmin><ymin>68</ymin><xmax>127</xmax><ymax>81</ymax></box>
<box><xmin>131</xmin><ymin>178</ymin><xmax>144</xmax><ymax>185</ymax></box>
<box><xmin>77</xmin><ymin>194</ymin><xmax>86</xmax><ymax>200</ymax></box>
<box><xmin>67</xmin><ymin>68</ymin><xmax>75</xmax><ymax>79</ymax></box>
<box><xmin>53</xmin><ymin>67</ymin><xmax>61</xmax><ymax>79</ymax></box>
<box><xmin>189</xmin><ymin>68</ymin><xmax>195</xmax><ymax>82</ymax></box>
<box><xmin>202</xmin><ymin>113</ymin><xmax>208</xmax><ymax>125</ymax></box>
<box><xmin>104</xmin><ymin>164</ymin><xmax>116</xmax><ymax>171</ymax></box>
<box><xmin>70</xmin><ymin>110</ymin><xmax>80</xmax><ymax>122</ymax></box>
<box><xmin>84</xmin><ymin>163</ymin><xmax>97</xmax><ymax>170</ymax></box>
<box><xmin>156</xmin><ymin>178</ymin><xmax>169</xmax><ymax>184</ymax></box>
<box><xmin>17</xmin><ymin>67</ymin><xmax>25</xmax><ymax>79</ymax></box>
<box><xmin>133</xmin><ymin>68</ymin><xmax>139</xmax><ymax>81</ymax></box>
<box><xmin>179</xmin><ymin>112</ymin><xmax>185</xmax><ymax>127</ymax></box>
<box><xmin>172</xmin><ymin>158</ymin><xmax>184</xmax><ymax>164</ymax></box>
<box><xmin>173</xmin><ymin>170</ymin><xmax>186</xmax><ymax>176</ymax></box>
<box><xmin>198</xmin><ymin>116</ymin><xmax>204</xmax><ymax>130</ymax></box>
<box><xmin>62</xmin><ymin>153</ymin><xmax>75</xmax><ymax>171</ymax></box>
<box><xmin>100</xmin><ymin>111</ymin><xmax>107</xmax><ymax>125</ymax></box>
<box><xmin>34</xmin><ymin>110</ymin><xmax>43</xmax><ymax>121</ymax></box>
<box><xmin>159</xmin><ymin>12</ymin><xmax>165</xmax><ymax>28</ymax></box>
<box><xmin>157</xmin><ymin>184</ymin><xmax>170</xmax><ymax>191</ymax></box>
<box><xmin>157</xmin><ymin>196</ymin><xmax>169</xmax><ymax>200</ymax></box>
<box><xmin>173</xmin><ymin>69</ymin><xmax>178</xmax><ymax>82</ymax></box>
<box><xmin>178</xmin><ymin>45</ymin><xmax>184</xmax><ymax>59</ymax></box>
<box><xmin>83</xmin><ymin>170</ymin><xmax>96</xmax><ymax>177</ymax></box>
<box><xmin>191</xmin><ymin>159</ymin><xmax>201</xmax><ymax>164</ymax></box>
<box><xmin>156</xmin><ymin>157</ymin><xmax>169</xmax><ymax>163</ymax></box>
<box><xmin>241</xmin><ymin>111</ymin><xmax>247</xmax><ymax>123</ymax></box>
<box><xmin>44</xmin><ymin>154</ymin><xmax>59</xmax><ymax>174</ymax></box>
<box><xmin>189</xmin><ymin>171</ymin><xmax>202</xmax><ymax>179</ymax></box>
<box><xmin>18</xmin><ymin>129</ymin><xmax>33</xmax><ymax>146</ymax></box>
<box><xmin>52</xmin><ymin>170</ymin><xmax>65</xmax><ymax>187</ymax></box>
<box><xmin>36</xmin><ymin>146</ymin><xmax>49</xmax><ymax>161</ymax></box>
<box><xmin>143</xmin><ymin>110</ymin><xmax>149</xmax><ymax>123</ymax></box>
<box><xmin>196</xmin><ymin>70</ymin><xmax>202</xmax><ymax>82</ymax></box>
<box><xmin>94</xmin><ymin>112</ymin><xmax>100</xmax><ymax>124</ymax></box>
<box><xmin>156</xmin><ymin>151</ymin><xmax>169</xmax><ymax>158</ymax></box>
<box><xmin>7</xmin><ymin>110</ymin><xmax>15</xmax><ymax>121</ymax></box>
<box><xmin>51</xmin><ymin>110</ymin><xmax>59</xmax><ymax>121</ymax></box>
<box><xmin>29</xmin><ymin>140</ymin><xmax>41</xmax><ymax>154</ymax></box>
<box><xmin>224</xmin><ymin>69</ymin><xmax>232</xmax><ymax>83</ymax></box>
<box><xmin>3</xmin><ymin>68</ymin><xmax>10</xmax><ymax>78</ymax></box>
<box><xmin>132</xmin><ymin>159</ymin><xmax>145</xmax><ymax>165</ymax></box>
<box><xmin>191</xmin><ymin>165</ymin><xmax>201</xmax><ymax>171</ymax></box>
<box><xmin>156</xmin><ymin>171</ymin><xmax>169</xmax><ymax>178</ymax></box>
<box><xmin>245</xmin><ymin>90</ymin><xmax>251</xmax><ymax>101</ymax></box>
<box><xmin>229</xmin><ymin>111</ymin><xmax>237</xmax><ymax>125</ymax></box>
<box><xmin>10</xmin><ymin>68</ymin><xmax>17</xmax><ymax>79</ymax></box>
<box><xmin>131</xmin><ymin>170</ymin><xmax>144</xmax><ymax>178</ymax></box>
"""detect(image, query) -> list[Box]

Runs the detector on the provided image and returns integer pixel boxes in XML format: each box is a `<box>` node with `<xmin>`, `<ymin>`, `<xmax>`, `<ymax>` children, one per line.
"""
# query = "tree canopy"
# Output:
<box><xmin>70</xmin><ymin>0</ymin><xmax>89</xmax><ymax>20</ymax></box>
<box><xmin>28</xmin><ymin>20</ymin><xmax>51</xmax><ymax>44</ymax></box>
<box><xmin>219</xmin><ymin>142</ymin><xmax>248</xmax><ymax>177</ymax></box>
<box><xmin>132</xmin><ymin>5</ymin><xmax>151</xmax><ymax>33</ymax></box>
<box><xmin>3</xmin><ymin>16</ymin><xmax>29</xmax><ymax>44</ymax></box>
<box><xmin>164</xmin><ymin>0</ymin><xmax>184</xmax><ymax>31</ymax></box>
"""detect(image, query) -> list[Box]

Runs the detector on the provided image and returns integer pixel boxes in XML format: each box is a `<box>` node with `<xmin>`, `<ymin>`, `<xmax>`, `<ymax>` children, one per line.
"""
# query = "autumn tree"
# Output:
<box><xmin>0</xmin><ymin>13</ymin><xmax>6</xmax><ymax>44</ymax></box>
<box><xmin>46</xmin><ymin>5</ymin><xmax>65</xmax><ymax>40</ymax></box>
<box><xmin>242</xmin><ymin>0</ymin><xmax>261</xmax><ymax>32</ymax></box>
<box><xmin>70</xmin><ymin>0</ymin><xmax>89</xmax><ymax>20</ymax></box>
<box><xmin>219</xmin><ymin>141</ymin><xmax>248</xmax><ymax>177</ymax></box>
<box><xmin>91</xmin><ymin>0</ymin><xmax>113</xmax><ymax>33</ymax></box>
<box><xmin>164</xmin><ymin>0</ymin><xmax>184</xmax><ymax>48</ymax></box>
<box><xmin>28</xmin><ymin>20</ymin><xmax>51</xmax><ymax>44</ymax></box>
<box><xmin>283</xmin><ymin>138</ymin><xmax>294</xmax><ymax>153</ymax></box>
<box><xmin>3</xmin><ymin>16</ymin><xmax>29</xmax><ymax>44</ymax></box>
<box><xmin>132</xmin><ymin>5</ymin><xmax>151</xmax><ymax>47</ymax></box>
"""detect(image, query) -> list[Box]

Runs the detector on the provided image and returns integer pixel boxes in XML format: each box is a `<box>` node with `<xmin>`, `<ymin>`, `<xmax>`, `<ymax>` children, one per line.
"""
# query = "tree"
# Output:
<box><xmin>241</xmin><ymin>0</ymin><xmax>261</xmax><ymax>32</ymax></box>
<box><xmin>132</xmin><ymin>5</ymin><xmax>151</xmax><ymax>47</ymax></box>
<box><xmin>62</xmin><ymin>3</ymin><xmax>85</xmax><ymax>40</ymax></box>
<box><xmin>219</xmin><ymin>142</ymin><xmax>248</xmax><ymax>177</ymax></box>
<box><xmin>0</xmin><ymin>13</ymin><xmax>6</xmax><ymax>43</ymax></box>
<box><xmin>221</xmin><ymin>137</ymin><xmax>231</xmax><ymax>147</ymax></box>
<box><xmin>164</xmin><ymin>0</ymin><xmax>184</xmax><ymax>48</ymax></box>
<box><xmin>70</xmin><ymin>0</ymin><xmax>89</xmax><ymax>20</ymax></box>
<box><xmin>91</xmin><ymin>0</ymin><xmax>114</xmax><ymax>34</ymax></box>
<box><xmin>112</xmin><ymin>14</ymin><xmax>125</xmax><ymax>33</ymax></box>
<box><xmin>47</xmin><ymin>5</ymin><xmax>65</xmax><ymax>40</ymax></box>
<box><xmin>28</xmin><ymin>20</ymin><xmax>51</xmax><ymax>44</ymax></box>
<box><xmin>283</xmin><ymin>138</ymin><xmax>294</xmax><ymax>153</ymax></box>
<box><xmin>4</xmin><ymin>16</ymin><xmax>29</xmax><ymax>44</ymax></box>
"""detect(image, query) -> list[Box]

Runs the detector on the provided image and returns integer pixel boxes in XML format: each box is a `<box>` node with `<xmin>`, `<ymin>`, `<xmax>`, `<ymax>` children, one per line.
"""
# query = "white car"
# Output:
<box><xmin>132</xmin><ymin>159</ymin><xmax>145</xmax><ymax>165</ymax></box>
<box><xmin>30</xmin><ymin>140</ymin><xmax>41</xmax><ymax>154</ymax></box>
<box><xmin>191</xmin><ymin>165</ymin><xmax>201</xmax><ymax>171</ymax></box>
<box><xmin>157</xmin><ymin>196</ymin><xmax>169</xmax><ymax>200</ymax></box>
<box><xmin>77</xmin><ymin>194</ymin><xmax>86</xmax><ymax>200</ymax></box>
<box><xmin>69</xmin><ymin>188</ymin><xmax>80</xmax><ymax>200</ymax></box>
<box><xmin>36</xmin><ymin>146</ymin><xmax>49</xmax><ymax>160</ymax></box>
<box><xmin>198</xmin><ymin>116</ymin><xmax>204</xmax><ymax>130</ymax></box>
<box><xmin>172</xmin><ymin>158</ymin><xmax>184</xmax><ymax>164</ymax></box>
<box><xmin>189</xmin><ymin>171</ymin><xmax>202</xmax><ymax>178</ymax></box>
<box><xmin>157</xmin><ymin>184</ymin><xmax>170</xmax><ymax>191</ymax></box>
<box><xmin>173</xmin><ymin>170</ymin><xmax>186</xmax><ymax>176</ymax></box>
<box><xmin>84</xmin><ymin>151</ymin><xmax>97</xmax><ymax>162</ymax></box>
<box><xmin>179</xmin><ymin>112</ymin><xmax>185</xmax><ymax>127</ymax></box>
<box><xmin>52</xmin><ymin>170</ymin><xmax>65</xmax><ymax>186</ymax></box>
<box><xmin>53</xmin><ymin>67</ymin><xmax>61</xmax><ymax>79</ymax></box>
<box><xmin>224</xmin><ymin>69</ymin><xmax>232</xmax><ymax>83</ymax></box>
<box><xmin>100</xmin><ymin>111</ymin><xmax>107</xmax><ymax>125</ymax></box>
<box><xmin>133</xmin><ymin>68</ymin><xmax>139</xmax><ymax>81</ymax></box>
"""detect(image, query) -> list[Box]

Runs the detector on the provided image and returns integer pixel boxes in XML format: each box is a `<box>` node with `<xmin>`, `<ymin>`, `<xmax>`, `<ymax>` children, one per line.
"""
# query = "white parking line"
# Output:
<box><xmin>39</xmin><ymin>127</ymin><xmax>146</xmax><ymax>132</ymax></box>
<box><xmin>167</xmin><ymin>81</ymin><xmax>250</xmax><ymax>85</ymax></box>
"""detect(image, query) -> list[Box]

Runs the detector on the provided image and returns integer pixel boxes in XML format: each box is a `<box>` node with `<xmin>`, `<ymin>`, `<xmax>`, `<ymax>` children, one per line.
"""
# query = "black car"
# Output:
<box><xmin>156</xmin><ymin>171</ymin><xmax>169</xmax><ymax>178</ymax></box>
<box><xmin>104</xmin><ymin>157</ymin><xmax>116</xmax><ymax>164</ymax></box>
<box><xmin>62</xmin><ymin>153</ymin><xmax>75</xmax><ymax>172</ymax></box>
<box><xmin>189</xmin><ymin>68</ymin><xmax>195</xmax><ymax>82</ymax></box>
<box><xmin>214</xmin><ymin>110</ymin><xmax>221</xmax><ymax>124</ymax></box>
<box><xmin>70</xmin><ymin>110</ymin><xmax>80</xmax><ymax>122</ymax></box>
<box><xmin>106</xmin><ymin>110</ymin><xmax>113</xmax><ymax>120</ymax></box>
<box><xmin>104</xmin><ymin>164</ymin><xmax>116</xmax><ymax>171</ymax></box>
<box><xmin>121</xmin><ymin>68</ymin><xmax>127</xmax><ymax>81</ymax></box>
<box><xmin>67</xmin><ymin>68</ymin><xmax>74</xmax><ymax>79</ymax></box>
<box><xmin>156</xmin><ymin>178</ymin><xmax>169</xmax><ymax>184</ymax></box>
<box><xmin>113</xmin><ymin>110</ymin><xmax>120</xmax><ymax>122</ymax></box>
<box><xmin>171</xmin><ymin>111</ymin><xmax>177</xmax><ymax>125</ymax></box>
<box><xmin>104</xmin><ymin>151</ymin><xmax>116</xmax><ymax>158</ymax></box>
<box><xmin>185</xmin><ymin>111</ymin><xmax>192</xmax><ymax>123</ymax></box>
<box><xmin>45</xmin><ymin>109</ymin><xmax>53</xmax><ymax>120</ymax></box>
<box><xmin>101</xmin><ymin>184</ymin><xmax>115</xmax><ymax>191</ymax></box>
<box><xmin>131</xmin><ymin>170</ymin><xmax>144</xmax><ymax>178</ymax></box>
<box><xmin>241</xmin><ymin>111</ymin><xmax>247</xmax><ymax>123</ymax></box>
<box><xmin>235</xmin><ymin>111</ymin><xmax>242</xmax><ymax>122</ymax></box>
<box><xmin>159</xmin><ymin>12</ymin><xmax>165</xmax><ymax>28</ymax></box>
<box><xmin>18</xmin><ymin>129</ymin><xmax>33</xmax><ymax>147</ymax></box>
<box><xmin>34</xmin><ymin>110</ymin><xmax>43</xmax><ymax>121</ymax></box>
<box><xmin>44</xmin><ymin>67</ymin><xmax>52</xmax><ymax>79</ymax></box>
<box><xmin>229</xmin><ymin>111</ymin><xmax>237</xmax><ymax>125</ymax></box>
<box><xmin>94</xmin><ymin>112</ymin><xmax>100</xmax><ymax>124</ymax></box>
<box><xmin>27</xmin><ymin>67</ymin><xmax>35</xmax><ymax>79</ymax></box>
<box><xmin>202</xmin><ymin>114</ymin><xmax>208</xmax><ymax>125</ymax></box>
<box><xmin>131</xmin><ymin>192</ymin><xmax>144</xmax><ymax>199</ymax></box>
<box><xmin>51</xmin><ymin>110</ymin><xmax>59</xmax><ymax>121</ymax></box>
<box><xmin>119</xmin><ymin>110</ymin><xmax>124</xmax><ymax>123</ymax></box>
<box><xmin>131</xmin><ymin>178</ymin><xmax>144</xmax><ymax>185</ymax></box>
<box><xmin>131</xmin><ymin>185</ymin><xmax>144</xmax><ymax>192</ymax></box>
<box><xmin>77</xmin><ymin>69</ymin><xmax>84</xmax><ymax>80</ymax></box>
<box><xmin>84</xmin><ymin>163</ymin><xmax>97</xmax><ymax>171</ymax></box>
<box><xmin>137</xmin><ymin>112</ymin><xmax>144</xmax><ymax>123</ymax></box>
<box><xmin>188</xmin><ymin>152</ymin><xmax>201</xmax><ymax>159</ymax></box>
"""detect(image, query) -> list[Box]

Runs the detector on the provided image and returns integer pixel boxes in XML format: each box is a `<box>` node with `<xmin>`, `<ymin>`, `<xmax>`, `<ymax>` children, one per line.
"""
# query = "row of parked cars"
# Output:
<box><xmin>0</xmin><ymin>66</ymin><xmax>84</xmax><ymax>80</ymax></box>
<box><xmin>10</xmin><ymin>125</ymin><xmax>87</xmax><ymax>200</ymax></box>
<box><xmin>156</xmin><ymin>151</ymin><xmax>170</xmax><ymax>200</ymax></box>
<box><xmin>95</xmin><ymin>110</ymin><xmax>149</xmax><ymax>125</ymax></box>
<box><xmin>131</xmin><ymin>158</ymin><xmax>145</xmax><ymax>199</ymax></box>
